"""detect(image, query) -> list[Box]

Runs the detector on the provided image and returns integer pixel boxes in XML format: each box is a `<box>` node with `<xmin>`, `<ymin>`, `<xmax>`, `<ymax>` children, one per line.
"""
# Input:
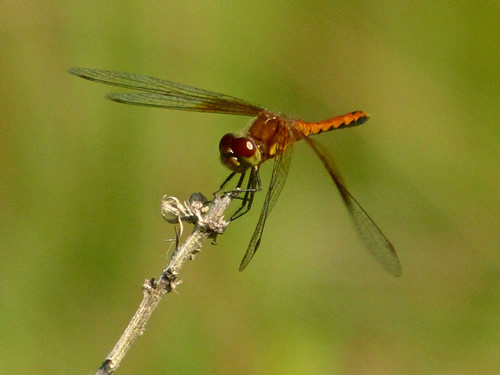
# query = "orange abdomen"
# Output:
<box><xmin>296</xmin><ymin>111</ymin><xmax>369</xmax><ymax>138</ymax></box>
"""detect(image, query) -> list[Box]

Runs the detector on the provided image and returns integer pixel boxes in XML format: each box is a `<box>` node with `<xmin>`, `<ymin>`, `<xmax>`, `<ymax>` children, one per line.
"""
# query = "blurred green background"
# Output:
<box><xmin>1</xmin><ymin>1</ymin><xmax>498</xmax><ymax>374</ymax></box>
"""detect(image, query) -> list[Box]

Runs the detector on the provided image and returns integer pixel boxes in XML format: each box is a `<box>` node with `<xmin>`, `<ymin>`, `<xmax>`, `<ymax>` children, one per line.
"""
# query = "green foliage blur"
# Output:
<box><xmin>1</xmin><ymin>2</ymin><xmax>498</xmax><ymax>374</ymax></box>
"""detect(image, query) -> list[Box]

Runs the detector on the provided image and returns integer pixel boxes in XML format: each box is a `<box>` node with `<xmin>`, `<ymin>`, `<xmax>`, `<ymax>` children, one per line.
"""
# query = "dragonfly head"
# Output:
<box><xmin>219</xmin><ymin>133</ymin><xmax>261</xmax><ymax>173</ymax></box>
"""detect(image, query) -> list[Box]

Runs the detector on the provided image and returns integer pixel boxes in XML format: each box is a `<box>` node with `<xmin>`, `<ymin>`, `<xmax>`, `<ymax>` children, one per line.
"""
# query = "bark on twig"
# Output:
<box><xmin>95</xmin><ymin>191</ymin><xmax>238</xmax><ymax>375</ymax></box>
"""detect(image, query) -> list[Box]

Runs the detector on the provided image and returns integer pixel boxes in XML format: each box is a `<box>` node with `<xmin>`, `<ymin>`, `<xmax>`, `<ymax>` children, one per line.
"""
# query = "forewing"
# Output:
<box><xmin>239</xmin><ymin>147</ymin><xmax>292</xmax><ymax>271</ymax></box>
<box><xmin>304</xmin><ymin>137</ymin><xmax>402</xmax><ymax>277</ymax></box>
<box><xmin>68</xmin><ymin>67</ymin><xmax>264</xmax><ymax>116</ymax></box>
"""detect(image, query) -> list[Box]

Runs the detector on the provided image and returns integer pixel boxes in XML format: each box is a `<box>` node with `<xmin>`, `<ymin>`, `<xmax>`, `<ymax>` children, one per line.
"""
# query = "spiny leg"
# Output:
<box><xmin>220</xmin><ymin>171</ymin><xmax>239</xmax><ymax>190</ymax></box>
<box><xmin>207</xmin><ymin>172</ymin><xmax>242</xmax><ymax>211</ymax></box>
<box><xmin>231</xmin><ymin>167</ymin><xmax>261</xmax><ymax>221</ymax></box>
<box><xmin>216</xmin><ymin>167</ymin><xmax>262</xmax><ymax>221</ymax></box>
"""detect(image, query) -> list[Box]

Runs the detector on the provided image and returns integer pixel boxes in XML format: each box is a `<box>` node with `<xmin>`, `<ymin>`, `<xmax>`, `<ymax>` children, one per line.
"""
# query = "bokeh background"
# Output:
<box><xmin>1</xmin><ymin>1</ymin><xmax>498</xmax><ymax>374</ymax></box>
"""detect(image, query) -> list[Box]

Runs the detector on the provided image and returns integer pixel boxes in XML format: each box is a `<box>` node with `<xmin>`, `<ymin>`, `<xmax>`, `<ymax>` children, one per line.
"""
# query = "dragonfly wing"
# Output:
<box><xmin>340</xmin><ymin>187</ymin><xmax>402</xmax><ymax>276</ymax></box>
<box><xmin>304</xmin><ymin>137</ymin><xmax>402</xmax><ymax>277</ymax></box>
<box><xmin>68</xmin><ymin>67</ymin><xmax>264</xmax><ymax>116</ymax></box>
<box><xmin>104</xmin><ymin>92</ymin><xmax>263</xmax><ymax>115</ymax></box>
<box><xmin>239</xmin><ymin>147</ymin><xmax>292</xmax><ymax>271</ymax></box>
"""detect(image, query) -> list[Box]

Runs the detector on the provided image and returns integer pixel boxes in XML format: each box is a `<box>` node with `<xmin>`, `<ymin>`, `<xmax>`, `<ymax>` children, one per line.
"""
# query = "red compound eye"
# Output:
<box><xmin>219</xmin><ymin>133</ymin><xmax>236</xmax><ymax>153</ymax></box>
<box><xmin>232</xmin><ymin>137</ymin><xmax>256</xmax><ymax>158</ymax></box>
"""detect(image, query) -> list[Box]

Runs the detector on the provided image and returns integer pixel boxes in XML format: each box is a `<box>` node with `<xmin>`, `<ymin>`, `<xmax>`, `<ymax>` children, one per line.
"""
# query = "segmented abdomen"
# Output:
<box><xmin>296</xmin><ymin>111</ymin><xmax>369</xmax><ymax>137</ymax></box>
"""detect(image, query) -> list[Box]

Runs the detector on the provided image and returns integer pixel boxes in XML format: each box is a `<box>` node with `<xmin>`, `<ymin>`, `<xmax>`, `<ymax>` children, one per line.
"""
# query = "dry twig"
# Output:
<box><xmin>95</xmin><ymin>191</ymin><xmax>238</xmax><ymax>375</ymax></box>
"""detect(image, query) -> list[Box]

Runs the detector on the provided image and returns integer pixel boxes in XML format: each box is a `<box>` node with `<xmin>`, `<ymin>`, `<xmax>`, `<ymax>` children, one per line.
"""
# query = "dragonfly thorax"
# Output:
<box><xmin>248</xmin><ymin>113</ymin><xmax>294</xmax><ymax>162</ymax></box>
<box><xmin>219</xmin><ymin>133</ymin><xmax>262</xmax><ymax>173</ymax></box>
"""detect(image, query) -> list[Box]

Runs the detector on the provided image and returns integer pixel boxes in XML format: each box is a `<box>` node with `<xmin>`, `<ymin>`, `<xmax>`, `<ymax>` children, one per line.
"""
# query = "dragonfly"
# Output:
<box><xmin>68</xmin><ymin>67</ymin><xmax>402</xmax><ymax>277</ymax></box>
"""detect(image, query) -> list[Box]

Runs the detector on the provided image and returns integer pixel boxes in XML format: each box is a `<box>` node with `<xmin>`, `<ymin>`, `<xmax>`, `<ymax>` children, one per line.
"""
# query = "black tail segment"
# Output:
<box><xmin>350</xmin><ymin>111</ymin><xmax>369</xmax><ymax>126</ymax></box>
<box><xmin>333</xmin><ymin>111</ymin><xmax>369</xmax><ymax>129</ymax></box>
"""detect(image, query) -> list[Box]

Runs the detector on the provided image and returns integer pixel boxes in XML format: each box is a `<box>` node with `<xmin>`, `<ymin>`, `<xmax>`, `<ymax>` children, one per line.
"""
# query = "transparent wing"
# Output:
<box><xmin>239</xmin><ymin>147</ymin><xmax>292</xmax><ymax>271</ymax></box>
<box><xmin>304</xmin><ymin>137</ymin><xmax>402</xmax><ymax>277</ymax></box>
<box><xmin>68</xmin><ymin>67</ymin><xmax>265</xmax><ymax>116</ymax></box>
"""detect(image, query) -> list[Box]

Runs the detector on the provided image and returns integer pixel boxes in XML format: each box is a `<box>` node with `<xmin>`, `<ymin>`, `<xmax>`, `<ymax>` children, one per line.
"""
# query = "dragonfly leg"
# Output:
<box><xmin>211</xmin><ymin>171</ymin><xmax>245</xmax><ymax>204</ymax></box>
<box><xmin>220</xmin><ymin>171</ymin><xmax>238</xmax><ymax>190</ymax></box>
<box><xmin>214</xmin><ymin>168</ymin><xmax>262</xmax><ymax>221</ymax></box>
<box><xmin>208</xmin><ymin>172</ymin><xmax>241</xmax><ymax>209</ymax></box>
<box><xmin>212</xmin><ymin>172</ymin><xmax>243</xmax><ymax>202</ymax></box>
<box><xmin>230</xmin><ymin>167</ymin><xmax>261</xmax><ymax>221</ymax></box>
